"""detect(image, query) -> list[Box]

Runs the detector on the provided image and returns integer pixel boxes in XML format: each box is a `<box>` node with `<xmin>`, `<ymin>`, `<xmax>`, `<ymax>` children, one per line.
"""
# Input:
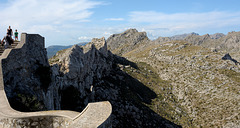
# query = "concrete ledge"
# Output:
<box><xmin>71</xmin><ymin>101</ymin><xmax>112</xmax><ymax>127</ymax></box>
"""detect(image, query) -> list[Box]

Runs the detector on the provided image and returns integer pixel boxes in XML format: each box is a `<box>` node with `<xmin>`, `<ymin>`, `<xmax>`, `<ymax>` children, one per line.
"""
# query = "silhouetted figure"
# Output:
<box><xmin>14</xmin><ymin>29</ymin><xmax>18</xmax><ymax>41</ymax></box>
<box><xmin>2</xmin><ymin>34</ymin><xmax>10</xmax><ymax>49</ymax></box>
<box><xmin>7</xmin><ymin>26</ymin><xmax>13</xmax><ymax>37</ymax></box>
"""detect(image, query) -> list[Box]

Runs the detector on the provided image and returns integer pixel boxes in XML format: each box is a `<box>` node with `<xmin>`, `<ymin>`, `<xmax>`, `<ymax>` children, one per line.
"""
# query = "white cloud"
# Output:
<box><xmin>105</xmin><ymin>18</ymin><xmax>124</xmax><ymax>21</ymax></box>
<box><xmin>0</xmin><ymin>0</ymin><xmax>107</xmax><ymax>47</ymax></box>
<box><xmin>129</xmin><ymin>11</ymin><xmax>240</xmax><ymax>37</ymax></box>
<box><xmin>0</xmin><ymin>0</ymin><xmax>103</xmax><ymax>43</ymax></box>
<box><xmin>129</xmin><ymin>11</ymin><xmax>240</xmax><ymax>24</ymax></box>
<box><xmin>78</xmin><ymin>36</ymin><xmax>92</xmax><ymax>41</ymax></box>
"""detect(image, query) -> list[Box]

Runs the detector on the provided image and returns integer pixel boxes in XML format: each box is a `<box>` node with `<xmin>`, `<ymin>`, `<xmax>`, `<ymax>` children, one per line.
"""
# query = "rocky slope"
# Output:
<box><xmin>107</xmin><ymin>29</ymin><xmax>240</xmax><ymax>127</ymax></box>
<box><xmin>2</xmin><ymin>34</ymin><xmax>181</xmax><ymax>127</ymax></box>
<box><xmin>184</xmin><ymin>31</ymin><xmax>240</xmax><ymax>53</ymax></box>
<box><xmin>48</xmin><ymin>37</ymin><xmax>181</xmax><ymax>127</ymax></box>
<box><xmin>4</xmin><ymin>30</ymin><xmax>239</xmax><ymax>127</ymax></box>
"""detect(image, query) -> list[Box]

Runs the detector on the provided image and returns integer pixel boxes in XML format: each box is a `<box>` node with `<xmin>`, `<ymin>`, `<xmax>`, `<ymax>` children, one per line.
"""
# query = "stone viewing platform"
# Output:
<box><xmin>0</xmin><ymin>41</ymin><xmax>20</xmax><ymax>56</ymax></box>
<box><xmin>0</xmin><ymin>33</ymin><xmax>112</xmax><ymax>128</ymax></box>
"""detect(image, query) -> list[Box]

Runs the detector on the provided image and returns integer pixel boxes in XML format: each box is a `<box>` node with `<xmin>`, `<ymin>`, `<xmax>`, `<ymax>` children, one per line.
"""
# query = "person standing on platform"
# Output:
<box><xmin>7</xmin><ymin>26</ymin><xmax>13</xmax><ymax>38</ymax></box>
<box><xmin>14</xmin><ymin>29</ymin><xmax>18</xmax><ymax>41</ymax></box>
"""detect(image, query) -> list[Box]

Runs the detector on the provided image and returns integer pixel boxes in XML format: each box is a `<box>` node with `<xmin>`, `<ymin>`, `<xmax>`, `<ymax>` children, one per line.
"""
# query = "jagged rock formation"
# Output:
<box><xmin>49</xmin><ymin>37</ymin><xmax>112</xmax><ymax>110</ymax></box>
<box><xmin>183</xmin><ymin>31</ymin><xmax>240</xmax><ymax>53</ymax></box>
<box><xmin>107</xmin><ymin>29</ymin><xmax>150</xmax><ymax>56</ymax></box>
<box><xmin>217</xmin><ymin>31</ymin><xmax>240</xmax><ymax>52</ymax></box>
<box><xmin>3</xmin><ymin>32</ymin><xmax>178</xmax><ymax>127</ymax></box>
<box><xmin>0</xmin><ymin>33</ymin><xmax>112</xmax><ymax>128</ymax></box>
<box><xmin>106</xmin><ymin>29</ymin><xmax>240</xmax><ymax>127</ymax></box>
<box><xmin>210</xmin><ymin>33</ymin><xmax>225</xmax><ymax>39</ymax></box>
<box><xmin>184</xmin><ymin>33</ymin><xmax>212</xmax><ymax>45</ymax></box>
<box><xmin>49</xmin><ymin>36</ymin><xmax>181</xmax><ymax>128</ymax></box>
<box><xmin>170</xmin><ymin>32</ymin><xmax>199</xmax><ymax>40</ymax></box>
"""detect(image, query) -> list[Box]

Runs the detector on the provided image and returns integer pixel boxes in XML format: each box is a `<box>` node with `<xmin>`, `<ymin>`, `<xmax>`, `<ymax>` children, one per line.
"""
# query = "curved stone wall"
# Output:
<box><xmin>0</xmin><ymin>33</ymin><xmax>112</xmax><ymax>128</ymax></box>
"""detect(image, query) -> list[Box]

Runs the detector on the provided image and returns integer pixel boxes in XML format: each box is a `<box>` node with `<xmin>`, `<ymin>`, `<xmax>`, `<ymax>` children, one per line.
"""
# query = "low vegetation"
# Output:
<box><xmin>122</xmin><ymin>62</ymin><xmax>193</xmax><ymax>127</ymax></box>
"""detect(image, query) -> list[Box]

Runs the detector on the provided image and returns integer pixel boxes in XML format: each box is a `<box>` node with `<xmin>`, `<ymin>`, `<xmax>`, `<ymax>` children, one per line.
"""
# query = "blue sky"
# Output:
<box><xmin>0</xmin><ymin>0</ymin><xmax>240</xmax><ymax>47</ymax></box>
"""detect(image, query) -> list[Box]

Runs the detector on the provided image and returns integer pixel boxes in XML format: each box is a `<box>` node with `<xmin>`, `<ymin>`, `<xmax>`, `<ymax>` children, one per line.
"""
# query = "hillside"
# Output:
<box><xmin>48</xmin><ymin>37</ymin><xmax>181</xmax><ymax>127</ymax></box>
<box><xmin>45</xmin><ymin>29</ymin><xmax>240</xmax><ymax>127</ymax></box>
<box><xmin>107</xmin><ymin>29</ymin><xmax>240</xmax><ymax>127</ymax></box>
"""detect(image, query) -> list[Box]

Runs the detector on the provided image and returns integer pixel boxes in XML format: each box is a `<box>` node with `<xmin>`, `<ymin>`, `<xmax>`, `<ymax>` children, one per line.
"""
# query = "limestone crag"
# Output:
<box><xmin>184</xmin><ymin>33</ymin><xmax>212</xmax><ymax>45</ymax></box>
<box><xmin>49</xmin><ymin>37</ymin><xmax>112</xmax><ymax>110</ymax></box>
<box><xmin>84</xmin><ymin>37</ymin><xmax>108</xmax><ymax>57</ymax></box>
<box><xmin>183</xmin><ymin>31</ymin><xmax>240</xmax><ymax>53</ymax></box>
<box><xmin>217</xmin><ymin>31</ymin><xmax>240</xmax><ymax>52</ymax></box>
<box><xmin>49</xmin><ymin>37</ymin><xmax>181</xmax><ymax>128</ymax></box>
<box><xmin>107</xmin><ymin>29</ymin><xmax>150</xmax><ymax>55</ymax></box>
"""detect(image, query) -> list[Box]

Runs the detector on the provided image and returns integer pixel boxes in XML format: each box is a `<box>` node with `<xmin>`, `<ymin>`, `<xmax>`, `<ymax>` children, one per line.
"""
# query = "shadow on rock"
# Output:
<box><xmin>111</xmin><ymin>52</ymin><xmax>139</xmax><ymax>69</ymax></box>
<box><xmin>93</xmin><ymin>55</ymin><xmax>182</xmax><ymax>128</ymax></box>
<box><xmin>222</xmin><ymin>53</ymin><xmax>239</xmax><ymax>65</ymax></box>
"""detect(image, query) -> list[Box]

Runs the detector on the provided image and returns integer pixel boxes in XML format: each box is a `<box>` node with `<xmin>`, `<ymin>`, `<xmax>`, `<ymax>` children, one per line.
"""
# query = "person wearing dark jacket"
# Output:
<box><xmin>7</xmin><ymin>26</ymin><xmax>13</xmax><ymax>37</ymax></box>
<box><xmin>1</xmin><ymin>34</ymin><xmax>10</xmax><ymax>49</ymax></box>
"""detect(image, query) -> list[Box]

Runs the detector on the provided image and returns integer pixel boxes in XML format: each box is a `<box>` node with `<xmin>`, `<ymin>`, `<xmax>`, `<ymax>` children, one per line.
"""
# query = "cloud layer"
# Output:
<box><xmin>129</xmin><ymin>11</ymin><xmax>240</xmax><ymax>38</ymax></box>
<box><xmin>0</xmin><ymin>0</ymin><xmax>103</xmax><ymax>45</ymax></box>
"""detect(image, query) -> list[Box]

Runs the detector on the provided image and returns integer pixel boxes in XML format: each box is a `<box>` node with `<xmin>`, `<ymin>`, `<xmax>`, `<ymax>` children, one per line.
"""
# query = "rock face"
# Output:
<box><xmin>49</xmin><ymin>37</ymin><xmax>112</xmax><ymax>110</ymax></box>
<box><xmin>217</xmin><ymin>31</ymin><xmax>240</xmax><ymax>52</ymax></box>
<box><xmin>49</xmin><ymin>37</ymin><xmax>181</xmax><ymax>128</ymax></box>
<box><xmin>2</xmin><ymin>34</ymin><xmax>50</xmax><ymax>111</ymax></box>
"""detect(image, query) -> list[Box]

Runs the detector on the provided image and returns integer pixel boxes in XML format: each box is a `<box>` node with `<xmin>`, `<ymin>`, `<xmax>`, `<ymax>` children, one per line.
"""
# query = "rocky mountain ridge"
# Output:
<box><xmin>3</xmin><ymin>34</ymin><xmax>180</xmax><ymax>127</ymax></box>
<box><xmin>46</xmin><ymin>42</ymin><xmax>88</xmax><ymax>58</ymax></box>
<box><xmin>49</xmin><ymin>36</ymin><xmax>183</xmax><ymax>127</ymax></box>
<box><xmin>4</xmin><ymin>29</ymin><xmax>239</xmax><ymax>127</ymax></box>
<box><xmin>107</xmin><ymin>29</ymin><xmax>240</xmax><ymax>127</ymax></box>
<box><xmin>47</xmin><ymin>29</ymin><xmax>240</xmax><ymax>127</ymax></box>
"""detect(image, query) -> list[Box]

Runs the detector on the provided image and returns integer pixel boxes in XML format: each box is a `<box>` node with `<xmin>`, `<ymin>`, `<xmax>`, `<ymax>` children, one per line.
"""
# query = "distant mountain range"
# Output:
<box><xmin>170</xmin><ymin>32</ymin><xmax>199</xmax><ymax>40</ymax></box>
<box><xmin>169</xmin><ymin>32</ymin><xmax>225</xmax><ymax>40</ymax></box>
<box><xmin>47</xmin><ymin>32</ymin><xmax>225</xmax><ymax>58</ymax></box>
<box><xmin>46</xmin><ymin>42</ymin><xmax>88</xmax><ymax>58</ymax></box>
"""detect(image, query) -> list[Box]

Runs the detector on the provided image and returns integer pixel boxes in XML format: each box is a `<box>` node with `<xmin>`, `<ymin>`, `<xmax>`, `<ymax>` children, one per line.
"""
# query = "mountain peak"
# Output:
<box><xmin>170</xmin><ymin>32</ymin><xmax>199</xmax><ymax>40</ymax></box>
<box><xmin>107</xmin><ymin>28</ymin><xmax>149</xmax><ymax>55</ymax></box>
<box><xmin>123</xmin><ymin>28</ymin><xmax>138</xmax><ymax>33</ymax></box>
<box><xmin>210</xmin><ymin>33</ymin><xmax>225</xmax><ymax>39</ymax></box>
